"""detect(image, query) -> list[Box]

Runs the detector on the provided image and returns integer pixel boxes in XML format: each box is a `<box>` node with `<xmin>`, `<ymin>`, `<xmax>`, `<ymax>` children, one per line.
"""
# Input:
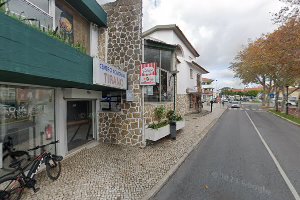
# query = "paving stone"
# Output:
<box><xmin>22</xmin><ymin>105</ymin><xmax>225</xmax><ymax>200</ymax></box>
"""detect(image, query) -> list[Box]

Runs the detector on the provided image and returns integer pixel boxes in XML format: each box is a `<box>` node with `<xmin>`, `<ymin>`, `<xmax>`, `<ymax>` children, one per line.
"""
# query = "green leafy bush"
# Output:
<box><xmin>2</xmin><ymin>10</ymin><xmax>87</xmax><ymax>54</ymax></box>
<box><xmin>166</xmin><ymin>110</ymin><xmax>183</xmax><ymax>121</ymax></box>
<box><xmin>154</xmin><ymin>106</ymin><xmax>166</xmax><ymax>123</ymax></box>
<box><xmin>148</xmin><ymin>120</ymin><xmax>169</xmax><ymax>129</ymax></box>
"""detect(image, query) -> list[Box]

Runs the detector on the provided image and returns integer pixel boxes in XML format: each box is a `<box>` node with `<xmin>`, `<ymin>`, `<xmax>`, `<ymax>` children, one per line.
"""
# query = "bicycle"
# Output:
<box><xmin>0</xmin><ymin>140</ymin><xmax>63</xmax><ymax>200</ymax></box>
<box><xmin>2</xmin><ymin>137</ymin><xmax>31</xmax><ymax>167</ymax></box>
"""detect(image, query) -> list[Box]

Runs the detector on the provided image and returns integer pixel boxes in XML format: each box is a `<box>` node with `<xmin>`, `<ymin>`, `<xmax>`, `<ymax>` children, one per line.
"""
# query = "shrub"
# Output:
<box><xmin>154</xmin><ymin>106</ymin><xmax>166</xmax><ymax>123</ymax></box>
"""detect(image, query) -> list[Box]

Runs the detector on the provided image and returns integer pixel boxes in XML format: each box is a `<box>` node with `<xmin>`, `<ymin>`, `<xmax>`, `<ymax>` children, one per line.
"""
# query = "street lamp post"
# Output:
<box><xmin>170</xmin><ymin>71</ymin><xmax>179</xmax><ymax>140</ymax></box>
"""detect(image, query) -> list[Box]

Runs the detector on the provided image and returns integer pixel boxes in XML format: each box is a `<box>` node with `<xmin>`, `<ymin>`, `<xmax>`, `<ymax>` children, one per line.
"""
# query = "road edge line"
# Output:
<box><xmin>268</xmin><ymin>111</ymin><xmax>300</xmax><ymax>127</ymax></box>
<box><xmin>245</xmin><ymin>111</ymin><xmax>300</xmax><ymax>200</ymax></box>
<box><xmin>142</xmin><ymin>109</ymin><xmax>227</xmax><ymax>200</ymax></box>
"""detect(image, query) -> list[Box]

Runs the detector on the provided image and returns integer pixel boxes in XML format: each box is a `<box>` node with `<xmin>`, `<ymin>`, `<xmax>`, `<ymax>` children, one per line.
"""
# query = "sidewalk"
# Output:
<box><xmin>23</xmin><ymin>106</ymin><xmax>226</xmax><ymax>200</ymax></box>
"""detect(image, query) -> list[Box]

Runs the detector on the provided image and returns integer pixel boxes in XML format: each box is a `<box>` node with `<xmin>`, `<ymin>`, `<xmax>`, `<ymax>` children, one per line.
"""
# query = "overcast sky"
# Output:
<box><xmin>98</xmin><ymin>0</ymin><xmax>285</xmax><ymax>89</ymax></box>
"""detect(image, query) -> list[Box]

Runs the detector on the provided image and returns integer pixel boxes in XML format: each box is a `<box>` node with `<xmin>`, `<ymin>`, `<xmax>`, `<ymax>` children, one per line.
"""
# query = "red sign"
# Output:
<box><xmin>140</xmin><ymin>63</ymin><xmax>157</xmax><ymax>85</ymax></box>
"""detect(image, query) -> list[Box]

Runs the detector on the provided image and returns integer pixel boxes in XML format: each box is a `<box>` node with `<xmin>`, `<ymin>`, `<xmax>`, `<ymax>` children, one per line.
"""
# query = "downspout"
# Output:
<box><xmin>141</xmin><ymin>38</ymin><xmax>146</xmax><ymax>146</ymax></box>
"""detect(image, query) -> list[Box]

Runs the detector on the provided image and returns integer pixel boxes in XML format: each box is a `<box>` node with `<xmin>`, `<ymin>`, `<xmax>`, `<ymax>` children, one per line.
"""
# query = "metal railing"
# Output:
<box><xmin>5</xmin><ymin>0</ymin><xmax>53</xmax><ymax>32</ymax></box>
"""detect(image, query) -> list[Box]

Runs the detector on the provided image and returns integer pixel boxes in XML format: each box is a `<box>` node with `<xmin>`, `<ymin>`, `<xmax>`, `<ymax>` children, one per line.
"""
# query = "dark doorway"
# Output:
<box><xmin>67</xmin><ymin>100</ymin><xmax>94</xmax><ymax>151</ymax></box>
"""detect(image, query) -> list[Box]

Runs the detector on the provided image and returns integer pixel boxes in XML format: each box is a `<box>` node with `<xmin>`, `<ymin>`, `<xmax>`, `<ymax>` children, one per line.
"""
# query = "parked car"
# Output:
<box><xmin>287</xmin><ymin>100</ymin><xmax>297</xmax><ymax>106</ymax></box>
<box><xmin>231</xmin><ymin>101</ymin><xmax>241</xmax><ymax>108</ymax></box>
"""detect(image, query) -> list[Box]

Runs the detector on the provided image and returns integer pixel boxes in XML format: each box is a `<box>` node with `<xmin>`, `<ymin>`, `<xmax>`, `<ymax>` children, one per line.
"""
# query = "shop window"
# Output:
<box><xmin>144</xmin><ymin>47</ymin><xmax>174</xmax><ymax>103</ymax></box>
<box><xmin>55</xmin><ymin>1</ymin><xmax>74</xmax><ymax>44</ymax></box>
<box><xmin>0</xmin><ymin>85</ymin><xmax>55</xmax><ymax>176</ymax></box>
<box><xmin>101</xmin><ymin>91</ymin><xmax>122</xmax><ymax>112</ymax></box>
<box><xmin>161</xmin><ymin>50</ymin><xmax>172</xmax><ymax>71</ymax></box>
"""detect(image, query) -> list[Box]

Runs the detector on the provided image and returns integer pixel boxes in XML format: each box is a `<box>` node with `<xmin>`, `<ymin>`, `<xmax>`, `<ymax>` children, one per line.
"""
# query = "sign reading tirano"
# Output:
<box><xmin>140</xmin><ymin>63</ymin><xmax>157</xmax><ymax>85</ymax></box>
<box><xmin>93</xmin><ymin>58</ymin><xmax>127</xmax><ymax>90</ymax></box>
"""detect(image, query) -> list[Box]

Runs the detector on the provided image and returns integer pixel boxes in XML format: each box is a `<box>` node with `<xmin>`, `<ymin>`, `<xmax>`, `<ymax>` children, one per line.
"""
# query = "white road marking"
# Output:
<box><xmin>245</xmin><ymin>111</ymin><xmax>300</xmax><ymax>200</ymax></box>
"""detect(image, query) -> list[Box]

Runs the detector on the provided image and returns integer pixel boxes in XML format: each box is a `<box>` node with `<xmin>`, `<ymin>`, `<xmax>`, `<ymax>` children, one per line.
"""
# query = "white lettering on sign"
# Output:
<box><xmin>93</xmin><ymin>58</ymin><xmax>127</xmax><ymax>90</ymax></box>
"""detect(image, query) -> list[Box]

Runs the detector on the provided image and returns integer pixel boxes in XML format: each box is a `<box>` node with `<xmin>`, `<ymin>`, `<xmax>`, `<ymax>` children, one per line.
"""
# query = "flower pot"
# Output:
<box><xmin>145</xmin><ymin>124</ymin><xmax>170</xmax><ymax>141</ymax></box>
<box><xmin>176</xmin><ymin>120</ymin><xmax>185</xmax><ymax>130</ymax></box>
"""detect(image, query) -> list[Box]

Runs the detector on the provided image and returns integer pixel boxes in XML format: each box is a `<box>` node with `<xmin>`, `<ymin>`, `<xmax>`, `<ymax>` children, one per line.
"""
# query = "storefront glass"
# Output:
<box><xmin>67</xmin><ymin>100</ymin><xmax>95</xmax><ymax>151</ymax></box>
<box><xmin>0</xmin><ymin>85</ymin><xmax>55</xmax><ymax>176</ymax></box>
<box><xmin>144</xmin><ymin>46</ymin><xmax>174</xmax><ymax>102</ymax></box>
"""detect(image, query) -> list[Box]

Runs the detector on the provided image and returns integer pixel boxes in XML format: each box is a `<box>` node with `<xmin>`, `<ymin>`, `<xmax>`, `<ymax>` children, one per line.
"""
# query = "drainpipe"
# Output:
<box><xmin>141</xmin><ymin>39</ymin><xmax>146</xmax><ymax>146</ymax></box>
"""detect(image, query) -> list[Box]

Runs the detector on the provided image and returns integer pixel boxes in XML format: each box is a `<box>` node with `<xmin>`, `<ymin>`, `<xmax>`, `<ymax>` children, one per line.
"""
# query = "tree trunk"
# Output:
<box><xmin>262</xmin><ymin>84</ymin><xmax>266</xmax><ymax>107</ymax></box>
<box><xmin>275</xmin><ymin>86</ymin><xmax>279</xmax><ymax>112</ymax></box>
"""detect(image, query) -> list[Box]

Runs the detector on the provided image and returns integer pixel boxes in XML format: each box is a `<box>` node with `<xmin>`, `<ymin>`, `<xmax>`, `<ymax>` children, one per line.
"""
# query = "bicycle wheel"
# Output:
<box><xmin>0</xmin><ymin>176</ymin><xmax>24</xmax><ymax>200</ymax></box>
<box><xmin>46</xmin><ymin>159</ymin><xmax>61</xmax><ymax>181</ymax></box>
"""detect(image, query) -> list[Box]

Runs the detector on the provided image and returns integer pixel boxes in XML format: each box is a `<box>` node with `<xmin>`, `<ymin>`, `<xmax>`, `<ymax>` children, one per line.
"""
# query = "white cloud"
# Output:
<box><xmin>143</xmin><ymin>0</ymin><xmax>285</xmax><ymax>88</ymax></box>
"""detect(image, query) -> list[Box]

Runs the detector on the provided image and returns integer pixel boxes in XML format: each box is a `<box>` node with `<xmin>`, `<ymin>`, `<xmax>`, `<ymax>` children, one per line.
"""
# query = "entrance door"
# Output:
<box><xmin>67</xmin><ymin>100</ymin><xmax>95</xmax><ymax>151</ymax></box>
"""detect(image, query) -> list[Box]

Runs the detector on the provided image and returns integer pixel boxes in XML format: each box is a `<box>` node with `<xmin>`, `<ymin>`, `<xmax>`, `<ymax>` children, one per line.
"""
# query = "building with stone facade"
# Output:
<box><xmin>142</xmin><ymin>25</ymin><xmax>209</xmax><ymax>118</ymax></box>
<box><xmin>0</xmin><ymin>0</ymin><xmax>210</xmax><ymax>174</ymax></box>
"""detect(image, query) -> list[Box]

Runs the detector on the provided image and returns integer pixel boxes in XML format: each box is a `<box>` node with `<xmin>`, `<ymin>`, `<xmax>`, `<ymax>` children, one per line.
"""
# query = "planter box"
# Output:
<box><xmin>176</xmin><ymin>120</ymin><xmax>185</xmax><ymax>130</ymax></box>
<box><xmin>145</xmin><ymin>124</ymin><xmax>170</xmax><ymax>141</ymax></box>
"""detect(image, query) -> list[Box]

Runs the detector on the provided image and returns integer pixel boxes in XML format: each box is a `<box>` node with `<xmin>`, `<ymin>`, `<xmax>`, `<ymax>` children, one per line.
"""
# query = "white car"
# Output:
<box><xmin>287</xmin><ymin>101</ymin><xmax>297</xmax><ymax>106</ymax></box>
<box><xmin>231</xmin><ymin>101</ymin><xmax>241</xmax><ymax>108</ymax></box>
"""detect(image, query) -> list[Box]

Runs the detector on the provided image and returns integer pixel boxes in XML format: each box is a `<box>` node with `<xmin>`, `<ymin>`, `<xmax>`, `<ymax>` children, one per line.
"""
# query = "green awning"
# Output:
<box><xmin>66</xmin><ymin>0</ymin><xmax>107</xmax><ymax>27</ymax></box>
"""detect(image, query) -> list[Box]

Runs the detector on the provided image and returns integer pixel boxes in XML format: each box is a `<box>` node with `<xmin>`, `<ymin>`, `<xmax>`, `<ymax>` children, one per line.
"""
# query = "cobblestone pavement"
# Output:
<box><xmin>23</xmin><ymin>105</ymin><xmax>226</xmax><ymax>200</ymax></box>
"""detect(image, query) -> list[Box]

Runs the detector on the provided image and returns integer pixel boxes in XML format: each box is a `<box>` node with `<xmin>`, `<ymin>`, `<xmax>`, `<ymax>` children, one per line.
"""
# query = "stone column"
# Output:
<box><xmin>98</xmin><ymin>0</ymin><xmax>143</xmax><ymax>146</ymax></box>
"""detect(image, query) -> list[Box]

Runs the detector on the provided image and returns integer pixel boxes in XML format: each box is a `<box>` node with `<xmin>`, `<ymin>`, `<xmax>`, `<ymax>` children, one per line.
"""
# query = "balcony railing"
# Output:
<box><xmin>4</xmin><ymin>0</ymin><xmax>53</xmax><ymax>32</ymax></box>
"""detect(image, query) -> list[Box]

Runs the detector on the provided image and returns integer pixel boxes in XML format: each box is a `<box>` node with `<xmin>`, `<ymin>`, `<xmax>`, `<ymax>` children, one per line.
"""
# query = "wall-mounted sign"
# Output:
<box><xmin>126</xmin><ymin>90</ymin><xmax>134</xmax><ymax>102</ymax></box>
<box><xmin>93</xmin><ymin>58</ymin><xmax>127</xmax><ymax>90</ymax></box>
<box><xmin>140</xmin><ymin>63</ymin><xmax>157</xmax><ymax>85</ymax></box>
<box><xmin>147</xmin><ymin>86</ymin><xmax>153</xmax><ymax>95</ymax></box>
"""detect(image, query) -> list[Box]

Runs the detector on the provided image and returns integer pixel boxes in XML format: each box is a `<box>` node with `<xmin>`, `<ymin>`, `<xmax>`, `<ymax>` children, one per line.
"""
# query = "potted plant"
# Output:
<box><xmin>145</xmin><ymin>106</ymin><xmax>170</xmax><ymax>141</ymax></box>
<box><xmin>167</xmin><ymin>110</ymin><xmax>185</xmax><ymax>131</ymax></box>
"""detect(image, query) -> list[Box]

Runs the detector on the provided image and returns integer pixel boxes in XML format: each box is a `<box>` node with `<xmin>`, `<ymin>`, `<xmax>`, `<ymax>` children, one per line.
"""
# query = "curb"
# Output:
<box><xmin>142</xmin><ymin>109</ymin><xmax>227</xmax><ymax>200</ymax></box>
<box><xmin>268</xmin><ymin>111</ymin><xmax>300</xmax><ymax>127</ymax></box>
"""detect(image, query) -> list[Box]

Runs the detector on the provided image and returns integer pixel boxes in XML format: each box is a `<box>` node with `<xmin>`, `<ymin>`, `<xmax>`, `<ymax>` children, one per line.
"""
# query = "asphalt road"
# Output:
<box><xmin>153</xmin><ymin>107</ymin><xmax>300</xmax><ymax>200</ymax></box>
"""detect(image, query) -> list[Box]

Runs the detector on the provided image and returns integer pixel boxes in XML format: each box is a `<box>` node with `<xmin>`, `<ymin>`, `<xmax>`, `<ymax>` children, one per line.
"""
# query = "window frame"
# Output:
<box><xmin>143</xmin><ymin>46</ymin><xmax>175</xmax><ymax>103</ymax></box>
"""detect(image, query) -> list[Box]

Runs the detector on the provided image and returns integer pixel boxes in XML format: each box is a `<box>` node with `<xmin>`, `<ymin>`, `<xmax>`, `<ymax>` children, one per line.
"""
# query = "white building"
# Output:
<box><xmin>142</xmin><ymin>24</ymin><xmax>209</xmax><ymax>115</ymax></box>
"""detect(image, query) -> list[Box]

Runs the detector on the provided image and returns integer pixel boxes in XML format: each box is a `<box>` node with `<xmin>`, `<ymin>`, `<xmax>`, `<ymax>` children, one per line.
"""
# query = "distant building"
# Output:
<box><xmin>202</xmin><ymin>78</ymin><xmax>214</xmax><ymax>101</ymax></box>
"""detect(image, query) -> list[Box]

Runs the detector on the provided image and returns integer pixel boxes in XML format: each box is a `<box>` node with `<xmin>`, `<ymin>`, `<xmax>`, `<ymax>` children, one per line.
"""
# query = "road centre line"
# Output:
<box><xmin>245</xmin><ymin>111</ymin><xmax>300</xmax><ymax>200</ymax></box>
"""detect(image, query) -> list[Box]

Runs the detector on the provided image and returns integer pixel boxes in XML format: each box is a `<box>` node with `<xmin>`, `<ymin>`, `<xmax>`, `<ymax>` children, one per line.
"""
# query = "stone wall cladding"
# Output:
<box><xmin>176</xmin><ymin>94</ymin><xmax>192</xmax><ymax>116</ymax></box>
<box><xmin>98</xmin><ymin>0</ymin><xmax>143</xmax><ymax>146</ymax></box>
<box><xmin>144</xmin><ymin>103</ymin><xmax>173</xmax><ymax>125</ymax></box>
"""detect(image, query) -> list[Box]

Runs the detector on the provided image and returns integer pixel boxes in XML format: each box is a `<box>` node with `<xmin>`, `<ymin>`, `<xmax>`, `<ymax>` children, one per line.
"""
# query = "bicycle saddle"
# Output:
<box><xmin>9</xmin><ymin>158</ymin><xmax>25</xmax><ymax>168</ymax></box>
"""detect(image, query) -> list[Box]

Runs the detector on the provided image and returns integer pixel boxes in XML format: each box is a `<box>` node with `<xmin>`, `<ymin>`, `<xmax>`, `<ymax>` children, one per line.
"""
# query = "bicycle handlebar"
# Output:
<box><xmin>28</xmin><ymin>140</ymin><xmax>59</xmax><ymax>151</ymax></box>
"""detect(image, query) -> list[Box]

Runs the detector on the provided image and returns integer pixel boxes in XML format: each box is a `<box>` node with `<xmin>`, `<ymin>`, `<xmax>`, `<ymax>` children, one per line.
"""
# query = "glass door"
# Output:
<box><xmin>67</xmin><ymin>100</ymin><xmax>95</xmax><ymax>151</ymax></box>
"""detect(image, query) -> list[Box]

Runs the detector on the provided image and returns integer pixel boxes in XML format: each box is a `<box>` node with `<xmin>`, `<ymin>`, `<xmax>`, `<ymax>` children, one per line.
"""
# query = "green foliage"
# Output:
<box><xmin>2</xmin><ymin>11</ymin><xmax>87</xmax><ymax>54</ymax></box>
<box><xmin>154</xmin><ymin>106</ymin><xmax>166</xmax><ymax>123</ymax></box>
<box><xmin>166</xmin><ymin>110</ymin><xmax>183</xmax><ymax>121</ymax></box>
<box><xmin>176</xmin><ymin>115</ymin><xmax>183</xmax><ymax>121</ymax></box>
<box><xmin>0</xmin><ymin>0</ymin><xmax>5</xmax><ymax>12</ymax></box>
<box><xmin>148</xmin><ymin>120</ymin><xmax>169</xmax><ymax>129</ymax></box>
<box><xmin>166</xmin><ymin>110</ymin><xmax>174</xmax><ymax>120</ymax></box>
<box><xmin>72</xmin><ymin>42</ymin><xmax>87</xmax><ymax>54</ymax></box>
<box><xmin>269</xmin><ymin>110</ymin><xmax>300</xmax><ymax>125</ymax></box>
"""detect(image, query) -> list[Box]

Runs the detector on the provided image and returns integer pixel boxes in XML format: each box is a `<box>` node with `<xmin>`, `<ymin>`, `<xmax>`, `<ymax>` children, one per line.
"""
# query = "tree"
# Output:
<box><xmin>274</xmin><ymin>0</ymin><xmax>300</xmax><ymax>23</ymax></box>
<box><xmin>230</xmin><ymin>19</ymin><xmax>300</xmax><ymax>109</ymax></box>
<box><xmin>230</xmin><ymin>37</ymin><xmax>274</xmax><ymax>106</ymax></box>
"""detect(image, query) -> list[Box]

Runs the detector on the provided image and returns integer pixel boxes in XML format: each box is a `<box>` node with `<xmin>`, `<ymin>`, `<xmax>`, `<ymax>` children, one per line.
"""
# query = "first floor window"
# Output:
<box><xmin>144</xmin><ymin>68</ymin><xmax>174</xmax><ymax>102</ymax></box>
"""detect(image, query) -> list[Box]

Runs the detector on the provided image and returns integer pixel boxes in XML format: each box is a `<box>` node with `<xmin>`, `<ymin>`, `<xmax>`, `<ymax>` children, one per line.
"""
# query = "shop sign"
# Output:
<box><xmin>93</xmin><ymin>58</ymin><xmax>127</xmax><ymax>90</ymax></box>
<box><xmin>126</xmin><ymin>90</ymin><xmax>134</xmax><ymax>102</ymax></box>
<box><xmin>140</xmin><ymin>63</ymin><xmax>156</xmax><ymax>85</ymax></box>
